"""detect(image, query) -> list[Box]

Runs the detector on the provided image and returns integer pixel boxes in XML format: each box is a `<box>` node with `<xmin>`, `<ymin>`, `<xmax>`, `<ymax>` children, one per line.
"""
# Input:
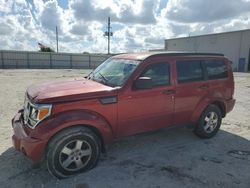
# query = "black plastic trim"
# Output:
<box><xmin>99</xmin><ymin>96</ymin><xmax>117</xmax><ymax>105</ymax></box>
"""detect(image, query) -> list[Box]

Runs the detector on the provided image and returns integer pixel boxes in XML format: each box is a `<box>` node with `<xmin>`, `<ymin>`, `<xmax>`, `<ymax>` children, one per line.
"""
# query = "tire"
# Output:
<box><xmin>46</xmin><ymin>127</ymin><xmax>101</xmax><ymax>179</ymax></box>
<box><xmin>194</xmin><ymin>105</ymin><xmax>222</xmax><ymax>138</ymax></box>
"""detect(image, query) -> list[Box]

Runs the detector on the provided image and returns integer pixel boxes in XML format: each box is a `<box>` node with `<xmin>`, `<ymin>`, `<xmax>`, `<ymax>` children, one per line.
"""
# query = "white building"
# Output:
<box><xmin>165</xmin><ymin>29</ymin><xmax>250</xmax><ymax>72</ymax></box>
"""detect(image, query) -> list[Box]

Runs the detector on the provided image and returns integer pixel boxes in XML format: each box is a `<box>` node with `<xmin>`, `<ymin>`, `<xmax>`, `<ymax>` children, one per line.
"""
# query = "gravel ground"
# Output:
<box><xmin>0</xmin><ymin>69</ymin><xmax>250</xmax><ymax>188</ymax></box>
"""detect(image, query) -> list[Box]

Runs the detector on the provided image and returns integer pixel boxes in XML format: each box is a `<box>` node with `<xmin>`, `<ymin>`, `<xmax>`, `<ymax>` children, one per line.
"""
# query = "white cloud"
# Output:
<box><xmin>70</xmin><ymin>21</ymin><xmax>89</xmax><ymax>36</ymax></box>
<box><xmin>0</xmin><ymin>0</ymin><xmax>13</xmax><ymax>13</ymax></box>
<box><xmin>0</xmin><ymin>22</ymin><xmax>13</xmax><ymax>35</ymax></box>
<box><xmin>0</xmin><ymin>0</ymin><xmax>250</xmax><ymax>53</ymax></box>
<box><xmin>117</xmin><ymin>0</ymin><xmax>157</xmax><ymax>24</ymax></box>
<box><xmin>161</xmin><ymin>0</ymin><xmax>250</xmax><ymax>39</ymax></box>
<box><xmin>69</xmin><ymin>0</ymin><xmax>157</xmax><ymax>24</ymax></box>
<box><xmin>40</xmin><ymin>0</ymin><xmax>64</xmax><ymax>31</ymax></box>
<box><xmin>69</xmin><ymin>0</ymin><xmax>116</xmax><ymax>22</ymax></box>
<box><xmin>164</xmin><ymin>0</ymin><xmax>250</xmax><ymax>23</ymax></box>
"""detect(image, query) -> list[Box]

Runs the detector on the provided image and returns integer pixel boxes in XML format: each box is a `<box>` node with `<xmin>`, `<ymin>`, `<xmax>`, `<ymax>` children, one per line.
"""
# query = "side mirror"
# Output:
<box><xmin>134</xmin><ymin>77</ymin><xmax>153</xmax><ymax>89</ymax></box>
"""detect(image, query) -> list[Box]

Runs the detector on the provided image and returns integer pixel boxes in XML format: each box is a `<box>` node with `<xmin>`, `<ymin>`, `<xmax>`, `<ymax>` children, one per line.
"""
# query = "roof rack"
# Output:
<box><xmin>149</xmin><ymin>51</ymin><xmax>224</xmax><ymax>57</ymax></box>
<box><xmin>114</xmin><ymin>51</ymin><xmax>225</xmax><ymax>61</ymax></box>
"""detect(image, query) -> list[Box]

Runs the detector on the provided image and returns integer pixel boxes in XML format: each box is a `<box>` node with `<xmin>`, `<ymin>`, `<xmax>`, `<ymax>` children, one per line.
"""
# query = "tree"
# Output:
<box><xmin>38</xmin><ymin>43</ymin><xmax>55</xmax><ymax>52</ymax></box>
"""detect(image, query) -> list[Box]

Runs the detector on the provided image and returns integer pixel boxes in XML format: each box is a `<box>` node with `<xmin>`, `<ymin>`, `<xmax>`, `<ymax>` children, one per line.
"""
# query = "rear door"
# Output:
<box><xmin>174</xmin><ymin>59</ymin><xmax>210</xmax><ymax>125</ymax></box>
<box><xmin>204</xmin><ymin>59</ymin><xmax>231</xmax><ymax>100</ymax></box>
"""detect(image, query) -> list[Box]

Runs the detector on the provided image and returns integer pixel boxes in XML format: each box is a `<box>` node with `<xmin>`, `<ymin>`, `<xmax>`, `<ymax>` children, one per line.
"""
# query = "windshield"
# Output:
<box><xmin>88</xmin><ymin>58</ymin><xmax>140</xmax><ymax>87</ymax></box>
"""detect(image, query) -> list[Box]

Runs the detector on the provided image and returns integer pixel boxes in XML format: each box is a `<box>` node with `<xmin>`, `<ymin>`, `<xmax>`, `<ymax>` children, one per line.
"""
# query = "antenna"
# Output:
<box><xmin>104</xmin><ymin>17</ymin><xmax>113</xmax><ymax>54</ymax></box>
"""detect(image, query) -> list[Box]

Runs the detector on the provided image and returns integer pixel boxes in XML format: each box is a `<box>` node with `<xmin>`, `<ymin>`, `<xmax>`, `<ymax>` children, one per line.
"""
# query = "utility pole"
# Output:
<box><xmin>107</xmin><ymin>17</ymin><xmax>110</xmax><ymax>54</ymax></box>
<box><xmin>104</xmin><ymin>17</ymin><xmax>113</xmax><ymax>54</ymax></box>
<box><xmin>56</xmin><ymin>26</ymin><xmax>59</xmax><ymax>53</ymax></box>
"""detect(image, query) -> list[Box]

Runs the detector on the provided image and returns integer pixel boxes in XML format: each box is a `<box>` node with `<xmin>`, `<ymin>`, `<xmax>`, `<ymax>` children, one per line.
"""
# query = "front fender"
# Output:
<box><xmin>31</xmin><ymin>110</ymin><xmax>115</xmax><ymax>145</ymax></box>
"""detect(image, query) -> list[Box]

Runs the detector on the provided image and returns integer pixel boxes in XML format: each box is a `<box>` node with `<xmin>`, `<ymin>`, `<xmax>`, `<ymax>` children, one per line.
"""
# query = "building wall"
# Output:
<box><xmin>0</xmin><ymin>50</ymin><xmax>111</xmax><ymax>69</ymax></box>
<box><xmin>165</xmin><ymin>30</ymin><xmax>250</xmax><ymax>72</ymax></box>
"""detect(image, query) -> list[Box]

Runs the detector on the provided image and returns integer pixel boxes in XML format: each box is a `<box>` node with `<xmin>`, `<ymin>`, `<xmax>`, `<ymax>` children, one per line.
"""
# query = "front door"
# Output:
<box><xmin>117</xmin><ymin>62</ymin><xmax>175</xmax><ymax>137</ymax></box>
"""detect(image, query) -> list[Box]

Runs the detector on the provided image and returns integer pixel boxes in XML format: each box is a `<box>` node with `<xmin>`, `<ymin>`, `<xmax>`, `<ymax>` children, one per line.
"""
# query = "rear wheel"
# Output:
<box><xmin>194</xmin><ymin>105</ymin><xmax>222</xmax><ymax>138</ymax></box>
<box><xmin>46</xmin><ymin>127</ymin><xmax>100</xmax><ymax>179</ymax></box>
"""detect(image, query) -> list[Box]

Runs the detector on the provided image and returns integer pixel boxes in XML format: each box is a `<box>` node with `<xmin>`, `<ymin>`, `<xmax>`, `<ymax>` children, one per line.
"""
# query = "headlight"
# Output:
<box><xmin>23</xmin><ymin>93</ymin><xmax>52</xmax><ymax>128</ymax></box>
<box><xmin>28</xmin><ymin>104</ymin><xmax>52</xmax><ymax>127</ymax></box>
<box><xmin>31</xmin><ymin>105</ymin><xmax>51</xmax><ymax>121</ymax></box>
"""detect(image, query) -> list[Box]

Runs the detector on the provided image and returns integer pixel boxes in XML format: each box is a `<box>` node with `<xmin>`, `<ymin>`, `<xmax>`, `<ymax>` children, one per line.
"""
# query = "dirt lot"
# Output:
<box><xmin>0</xmin><ymin>69</ymin><xmax>250</xmax><ymax>188</ymax></box>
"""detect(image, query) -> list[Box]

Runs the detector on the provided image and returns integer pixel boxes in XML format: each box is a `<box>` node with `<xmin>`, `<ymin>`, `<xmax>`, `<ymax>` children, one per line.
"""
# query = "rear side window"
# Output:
<box><xmin>141</xmin><ymin>62</ymin><xmax>170</xmax><ymax>87</ymax></box>
<box><xmin>205</xmin><ymin>60</ymin><xmax>228</xmax><ymax>80</ymax></box>
<box><xmin>176</xmin><ymin>61</ymin><xmax>204</xmax><ymax>83</ymax></box>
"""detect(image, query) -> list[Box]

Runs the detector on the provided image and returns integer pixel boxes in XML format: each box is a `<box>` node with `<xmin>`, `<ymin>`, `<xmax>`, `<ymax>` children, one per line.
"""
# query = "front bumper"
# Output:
<box><xmin>12</xmin><ymin>110</ymin><xmax>47</xmax><ymax>162</ymax></box>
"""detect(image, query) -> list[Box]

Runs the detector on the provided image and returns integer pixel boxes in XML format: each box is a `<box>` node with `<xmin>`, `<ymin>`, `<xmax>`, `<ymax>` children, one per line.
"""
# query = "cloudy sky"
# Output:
<box><xmin>0</xmin><ymin>0</ymin><xmax>250</xmax><ymax>53</ymax></box>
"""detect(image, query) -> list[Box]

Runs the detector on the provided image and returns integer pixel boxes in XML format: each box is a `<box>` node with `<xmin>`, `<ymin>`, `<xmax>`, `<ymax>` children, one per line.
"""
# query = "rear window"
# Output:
<box><xmin>176</xmin><ymin>60</ymin><xmax>204</xmax><ymax>83</ymax></box>
<box><xmin>205</xmin><ymin>60</ymin><xmax>228</xmax><ymax>80</ymax></box>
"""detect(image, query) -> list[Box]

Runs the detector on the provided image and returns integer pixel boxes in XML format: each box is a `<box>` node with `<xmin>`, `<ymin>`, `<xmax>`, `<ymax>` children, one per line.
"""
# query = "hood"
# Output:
<box><xmin>27</xmin><ymin>77</ymin><xmax>116</xmax><ymax>103</ymax></box>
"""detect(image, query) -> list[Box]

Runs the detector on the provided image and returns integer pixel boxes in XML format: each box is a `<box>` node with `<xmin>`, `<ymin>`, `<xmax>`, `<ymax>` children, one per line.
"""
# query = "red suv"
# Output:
<box><xmin>12</xmin><ymin>52</ymin><xmax>235</xmax><ymax>178</ymax></box>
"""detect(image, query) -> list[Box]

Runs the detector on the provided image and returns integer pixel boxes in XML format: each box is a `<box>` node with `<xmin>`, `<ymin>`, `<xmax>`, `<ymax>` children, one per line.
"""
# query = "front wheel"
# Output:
<box><xmin>194</xmin><ymin>105</ymin><xmax>222</xmax><ymax>138</ymax></box>
<box><xmin>46</xmin><ymin>127</ymin><xmax>101</xmax><ymax>179</ymax></box>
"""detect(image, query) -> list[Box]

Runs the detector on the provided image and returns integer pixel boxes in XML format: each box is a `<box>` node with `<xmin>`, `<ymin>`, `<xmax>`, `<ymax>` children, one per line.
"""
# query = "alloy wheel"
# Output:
<box><xmin>59</xmin><ymin>139</ymin><xmax>92</xmax><ymax>171</ymax></box>
<box><xmin>203</xmin><ymin>111</ymin><xmax>218</xmax><ymax>133</ymax></box>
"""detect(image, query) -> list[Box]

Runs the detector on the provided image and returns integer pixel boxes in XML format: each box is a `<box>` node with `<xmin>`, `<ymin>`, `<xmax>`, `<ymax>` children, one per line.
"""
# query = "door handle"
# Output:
<box><xmin>198</xmin><ymin>85</ymin><xmax>209</xmax><ymax>90</ymax></box>
<box><xmin>162</xmin><ymin>89</ymin><xmax>176</xmax><ymax>95</ymax></box>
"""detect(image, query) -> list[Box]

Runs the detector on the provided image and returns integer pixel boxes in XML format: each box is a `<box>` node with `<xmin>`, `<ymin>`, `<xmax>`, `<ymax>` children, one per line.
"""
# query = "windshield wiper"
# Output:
<box><xmin>97</xmin><ymin>73</ymin><xmax>117</xmax><ymax>87</ymax></box>
<box><xmin>98</xmin><ymin>73</ymin><xmax>108</xmax><ymax>84</ymax></box>
<box><xmin>89</xmin><ymin>72</ymin><xmax>115</xmax><ymax>87</ymax></box>
<box><xmin>86</xmin><ymin>71</ymin><xmax>94</xmax><ymax>79</ymax></box>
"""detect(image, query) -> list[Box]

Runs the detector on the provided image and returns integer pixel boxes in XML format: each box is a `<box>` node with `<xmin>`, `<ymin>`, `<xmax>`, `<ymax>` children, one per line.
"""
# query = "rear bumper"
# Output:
<box><xmin>226</xmin><ymin>98</ymin><xmax>236</xmax><ymax>114</ymax></box>
<box><xmin>12</xmin><ymin>111</ymin><xmax>46</xmax><ymax>163</ymax></box>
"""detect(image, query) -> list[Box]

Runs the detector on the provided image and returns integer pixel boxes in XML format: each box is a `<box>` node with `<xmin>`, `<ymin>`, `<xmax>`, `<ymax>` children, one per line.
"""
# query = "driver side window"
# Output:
<box><xmin>141</xmin><ymin>62</ymin><xmax>170</xmax><ymax>87</ymax></box>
